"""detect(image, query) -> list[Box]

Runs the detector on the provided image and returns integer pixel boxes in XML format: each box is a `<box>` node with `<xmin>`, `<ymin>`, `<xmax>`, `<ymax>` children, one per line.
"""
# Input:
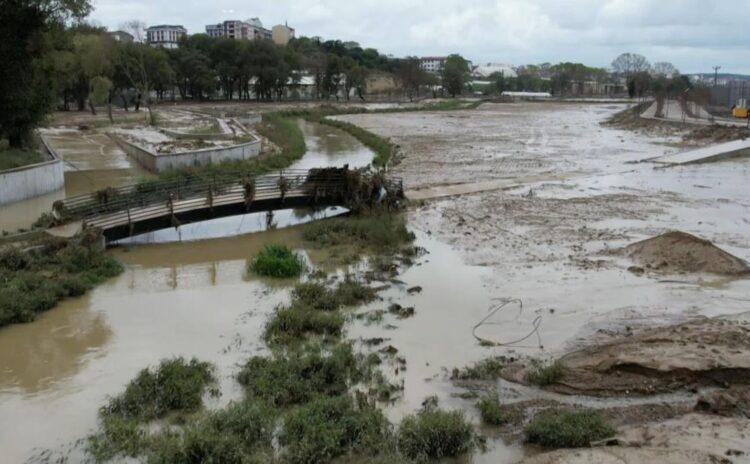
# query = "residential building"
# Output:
<box><xmin>419</xmin><ymin>57</ymin><xmax>447</xmax><ymax>74</ymax></box>
<box><xmin>108</xmin><ymin>30</ymin><xmax>134</xmax><ymax>43</ymax></box>
<box><xmin>272</xmin><ymin>23</ymin><xmax>295</xmax><ymax>46</ymax></box>
<box><xmin>146</xmin><ymin>25</ymin><xmax>186</xmax><ymax>49</ymax></box>
<box><xmin>206</xmin><ymin>18</ymin><xmax>272</xmax><ymax>41</ymax></box>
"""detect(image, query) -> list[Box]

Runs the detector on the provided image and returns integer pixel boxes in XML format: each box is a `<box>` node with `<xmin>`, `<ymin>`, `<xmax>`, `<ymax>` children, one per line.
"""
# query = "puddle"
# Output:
<box><xmin>289</xmin><ymin>118</ymin><xmax>374</xmax><ymax>170</ymax></box>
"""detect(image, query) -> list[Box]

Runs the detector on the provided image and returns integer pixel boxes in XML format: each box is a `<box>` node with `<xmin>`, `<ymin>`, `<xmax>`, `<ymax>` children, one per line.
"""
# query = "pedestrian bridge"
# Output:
<box><xmin>48</xmin><ymin>168</ymin><xmax>403</xmax><ymax>243</ymax></box>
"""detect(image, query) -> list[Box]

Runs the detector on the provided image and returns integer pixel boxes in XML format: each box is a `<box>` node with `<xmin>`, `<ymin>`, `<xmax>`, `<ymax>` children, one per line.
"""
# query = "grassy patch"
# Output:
<box><xmin>397</xmin><ymin>407</ymin><xmax>475</xmax><ymax>461</ymax></box>
<box><xmin>238</xmin><ymin>344</ymin><xmax>361</xmax><ymax>407</ymax></box>
<box><xmin>281</xmin><ymin>395</ymin><xmax>391</xmax><ymax>464</ymax></box>
<box><xmin>302</xmin><ymin>214</ymin><xmax>414</xmax><ymax>255</ymax></box>
<box><xmin>476</xmin><ymin>395</ymin><xmax>508</xmax><ymax>426</ymax></box>
<box><xmin>524</xmin><ymin>409</ymin><xmax>615</xmax><ymax>448</ymax></box>
<box><xmin>101</xmin><ymin>357</ymin><xmax>216</xmax><ymax>421</ymax></box>
<box><xmin>451</xmin><ymin>356</ymin><xmax>508</xmax><ymax>380</ymax></box>
<box><xmin>0</xmin><ymin>240</ymin><xmax>123</xmax><ymax>328</ymax></box>
<box><xmin>0</xmin><ymin>144</ymin><xmax>47</xmax><ymax>171</ymax></box>
<box><xmin>249</xmin><ymin>244</ymin><xmax>307</xmax><ymax>278</ymax></box>
<box><xmin>264</xmin><ymin>305</ymin><xmax>346</xmax><ymax>345</ymax></box>
<box><xmin>319</xmin><ymin>118</ymin><xmax>394</xmax><ymax>167</ymax></box>
<box><xmin>292</xmin><ymin>277</ymin><xmax>376</xmax><ymax>311</ymax></box>
<box><xmin>525</xmin><ymin>360</ymin><xmax>565</xmax><ymax>386</ymax></box>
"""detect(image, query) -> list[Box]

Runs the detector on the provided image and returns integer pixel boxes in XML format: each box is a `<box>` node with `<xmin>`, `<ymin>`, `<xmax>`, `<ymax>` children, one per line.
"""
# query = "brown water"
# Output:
<box><xmin>0</xmin><ymin>129</ymin><xmax>150</xmax><ymax>233</ymax></box>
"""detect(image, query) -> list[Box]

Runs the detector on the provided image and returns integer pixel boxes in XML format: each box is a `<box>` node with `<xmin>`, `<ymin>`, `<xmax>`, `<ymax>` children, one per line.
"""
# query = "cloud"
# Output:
<box><xmin>88</xmin><ymin>0</ymin><xmax>750</xmax><ymax>74</ymax></box>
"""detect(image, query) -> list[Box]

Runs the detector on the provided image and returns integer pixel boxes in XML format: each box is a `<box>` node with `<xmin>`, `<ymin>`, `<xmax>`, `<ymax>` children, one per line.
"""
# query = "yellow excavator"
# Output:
<box><xmin>732</xmin><ymin>98</ymin><xmax>749</xmax><ymax>118</ymax></box>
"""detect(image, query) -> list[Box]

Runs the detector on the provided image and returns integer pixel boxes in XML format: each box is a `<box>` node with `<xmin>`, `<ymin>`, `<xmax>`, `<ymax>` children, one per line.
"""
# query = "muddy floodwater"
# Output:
<box><xmin>2</xmin><ymin>102</ymin><xmax>750</xmax><ymax>463</ymax></box>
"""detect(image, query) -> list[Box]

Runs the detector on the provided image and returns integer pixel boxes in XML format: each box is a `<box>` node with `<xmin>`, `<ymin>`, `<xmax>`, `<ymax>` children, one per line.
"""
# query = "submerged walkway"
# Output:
<box><xmin>648</xmin><ymin>139</ymin><xmax>750</xmax><ymax>165</ymax></box>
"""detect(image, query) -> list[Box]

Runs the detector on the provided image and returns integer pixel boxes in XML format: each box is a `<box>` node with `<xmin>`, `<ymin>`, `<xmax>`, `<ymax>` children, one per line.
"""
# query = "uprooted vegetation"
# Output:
<box><xmin>302</xmin><ymin>214</ymin><xmax>415</xmax><ymax>257</ymax></box>
<box><xmin>0</xmin><ymin>235</ymin><xmax>123</xmax><ymax>328</ymax></box>
<box><xmin>524</xmin><ymin>409</ymin><xmax>615</xmax><ymax>448</ymax></box>
<box><xmin>525</xmin><ymin>360</ymin><xmax>566</xmax><ymax>387</ymax></box>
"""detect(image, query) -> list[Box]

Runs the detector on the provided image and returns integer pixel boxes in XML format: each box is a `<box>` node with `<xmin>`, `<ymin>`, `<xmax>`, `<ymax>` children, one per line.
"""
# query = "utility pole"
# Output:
<box><xmin>713</xmin><ymin>65</ymin><xmax>721</xmax><ymax>86</ymax></box>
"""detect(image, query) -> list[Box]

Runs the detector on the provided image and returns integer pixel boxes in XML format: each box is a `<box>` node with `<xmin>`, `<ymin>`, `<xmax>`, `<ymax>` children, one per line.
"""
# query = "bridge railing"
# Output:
<box><xmin>52</xmin><ymin>168</ymin><xmax>402</xmax><ymax>226</ymax></box>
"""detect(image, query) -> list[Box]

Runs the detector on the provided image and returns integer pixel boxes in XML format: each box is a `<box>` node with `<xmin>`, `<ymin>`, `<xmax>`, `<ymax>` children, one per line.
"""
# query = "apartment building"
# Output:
<box><xmin>272</xmin><ymin>24</ymin><xmax>295</xmax><ymax>46</ymax></box>
<box><xmin>206</xmin><ymin>18</ymin><xmax>272</xmax><ymax>41</ymax></box>
<box><xmin>146</xmin><ymin>25</ymin><xmax>186</xmax><ymax>49</ymax></box>
<box><xmin>419</xmin><ymin>57</ymin><xmax>447</xmax><ymax>74</ymax></box>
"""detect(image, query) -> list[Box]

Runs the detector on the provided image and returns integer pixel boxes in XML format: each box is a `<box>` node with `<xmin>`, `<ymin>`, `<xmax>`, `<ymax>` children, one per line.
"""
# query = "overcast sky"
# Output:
<box><xmin>89</xmin><ymin>0</ymin><xmax>750</xmax><ymax>74</ymax></box>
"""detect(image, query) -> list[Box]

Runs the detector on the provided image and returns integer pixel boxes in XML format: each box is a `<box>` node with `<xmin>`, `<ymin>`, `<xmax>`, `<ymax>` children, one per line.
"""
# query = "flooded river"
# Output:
<box><xmin>1</xmin><ymin>119</ymin><xmax>526</xmax><ymax>462</ymax></box>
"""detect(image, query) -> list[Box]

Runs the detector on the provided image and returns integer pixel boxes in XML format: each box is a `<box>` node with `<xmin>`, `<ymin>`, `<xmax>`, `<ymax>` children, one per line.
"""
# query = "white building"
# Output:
<box><xmin>146</xmin><ymin>25</ymin><xmax>186</xmax><ymax>49</ymax></box>
<box><xmin>419</xmin><ymin>57</ymin><xmax>447</xmax><ymax>74</ymax></box>
<box><xmin>108</xmin><ymin>30</ymin><xmax>134</xmax><ymax>43</ymax></box>
<box><xmin>472</xmin><ymin>63</ymin><xmax>517</xmax><ymax>79</ymax></box>
<box><xmin>206</xmin><ymin>18</ymin><xmax>272</xmax><ymax>41</ymax></box>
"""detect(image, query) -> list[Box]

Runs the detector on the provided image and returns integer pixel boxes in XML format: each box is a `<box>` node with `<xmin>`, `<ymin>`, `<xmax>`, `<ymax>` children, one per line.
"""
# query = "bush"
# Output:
<box><xmin>0</xmin><ymin>241</ymin><xmax>123</xmax><ymax>328</ymax></box>
<box><xmin>397</xmin><ymin>408</ymin><xmax>474</xmax><ymax>461</ymax></box>
<box><xmin>451</xmin><ymin>356</ymin><xmax>508</xmax><ymax>380</ymax></box>
<box><xmin>292</xmin><ymin>278</ymin><xmax>376</xmax><ymax>311</ymax></box>
<box><xmin>281</xmin><ymin>395</ymin><xmax>391</xmax><ymax>464</ymax></box>
<box><xmin>476</xmin><ymin>395</ymin><xmax>507</xmax><ymax>425</ymax></box>
<box><xmin>148</xmin><ymin>424</ymin><xmax>255</xmax><ymax>464</ymax></box>
<box><xmin>208</xmin><ymin>400</ymin><xmax>275</xmax><ymax>448</ymax></box>
<box><xmin>238</xmin><ymin>344</ymin><xmax>359</xmax><ymax>406</ymax></box>
<box><xmin>524</xmin><ymin>409</ymin><xmax>615</xmax><ymax>448</ymax></box>
<box><xmin>249</xmin><ymin>244</ymin><xmax>306</xmax><ymax>278</ymax></box>
<box><xmin>102</xmin><ymin>357</ymin><xmax>215</xmax><ymax>421</ymax></box>
<box><xmin>525</xmin><ymin>360</ymin><xmax>565</xmax><ymax>386</ymax></box>
<box><xmin>264</xmin><ymin>305</ymin><xmax>345</xmax><ymax>345</ymax></box>
<box><xmin>87</xmin><ymin>415</ymin><xmax>146</xmax><ymax>462</ymax></box>
<box><xmin>302</xmin><ymin>215</ymin><xmax>414</xmax><ymax>254</ymax></box>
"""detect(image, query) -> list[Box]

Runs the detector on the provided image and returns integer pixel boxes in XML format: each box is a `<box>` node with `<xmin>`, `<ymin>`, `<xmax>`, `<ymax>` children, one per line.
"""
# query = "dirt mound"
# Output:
<box><xmin>686</xmin><ymin>124</ymin><xmax>750</xmax><ymax>144</ymax></box>
<box><xmin>503</xmin><ymin>318</ymin><xmax>750</xmax><ymax>396</ymax></box>
<box><xmin>623</xmin><ymin>231</ymin><xmax>749</xmax><ymax>275</ymax></box>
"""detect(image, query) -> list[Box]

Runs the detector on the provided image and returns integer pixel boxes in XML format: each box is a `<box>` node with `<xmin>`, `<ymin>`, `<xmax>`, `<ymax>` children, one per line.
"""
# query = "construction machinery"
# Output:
<box><xmin>732</xmin><ymin>98</ymin><xmax>749</xmax><ymax>118</ymax></box>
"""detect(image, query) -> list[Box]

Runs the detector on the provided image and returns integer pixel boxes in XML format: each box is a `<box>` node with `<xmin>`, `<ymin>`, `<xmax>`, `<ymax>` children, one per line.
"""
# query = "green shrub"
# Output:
<box><xmin>397</xmin><ymin>408</ymin><xmax>474</xmax><ymax>461</ymax></box>
<box><xmin>335</xmin><ymin>276</ymin><xmax>377</xmax><ymax>306</ymax></box>
<box><xmin>476</xmin><ymin>395</ymin><xmax>507</xmax><ymax>426</ymax></box>
<box><xmin>249</xmin><ymin>244</ymin><xmax>307</xmax><ymax>278</ymax></box>
<box><xmin>102</xmin><ymin>357</ymin><xmax>215</xmax><ymax>421</ymax></box>
<box><xmin>524</xmin><ymin>409</ymin><xmax>615</xmax><ymax>448</ymax></box>
<box><xmin>238</xmin><ymin>344</ymin><xmax>359</xmax><ymax>406</ymax></box>
<box><xmin>264</xmin><ymin>305</ymin><xmax>345</xmax><ymax>345</ymax></box>
<box><xmin>87</xmin><ymin>415</ymin><xmax>146</xmax><ymax>462</ymax></box>
<box><xmin>208</xmin><ymin>400</ymin><xmax>275</xmax><ymax>448</ymax></box>
<box><xmin>292</xmin><ymin>281</ymin><xmax>339</xmax><ymax>310</ymax></box>
<box><xmin>451</xmin><ymin>356</ymin><xmax>508</xmax><ymax>380</ymax></box>
<box><xmin>148</xmin><ymin>424</ymin><xmax>255</xmax><ymax>464</ymax></box>
<box><xmin>0</xmin><ymin>242</ymin><xmax>123</xmax><ymax>328</ymax></box>
<box><xmin>281</xmin><ymin>395</ymin><xmax>391</xmax><ymax>464</ymax></box>
<box><xmin>525</xmin><ymin>360</ymin><xmax>565</xmax><ymax>386</ymax></box>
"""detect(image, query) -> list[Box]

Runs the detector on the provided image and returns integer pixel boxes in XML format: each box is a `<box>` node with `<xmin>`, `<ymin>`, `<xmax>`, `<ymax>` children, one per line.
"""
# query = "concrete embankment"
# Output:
<box><xmin>0</xmin><ymin>136</ymin><xmax>65</xmax><ymax>206</ymax></box>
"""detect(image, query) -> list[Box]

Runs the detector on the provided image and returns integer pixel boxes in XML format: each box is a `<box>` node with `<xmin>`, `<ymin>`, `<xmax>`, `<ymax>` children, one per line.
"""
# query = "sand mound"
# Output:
<box><xmin>520</xmin><ymin>447</ymin><xmax>724</xmax><ymax>464</ymax></box>
<box><xmin>552</xmin><ymin>318</ymin><xmax>750</xmax><ymax>396</ymax></box>
<box><xmin>624</xmin><ymin>231</ymin><xmax>749</xmax><ymax>275</ymax></box>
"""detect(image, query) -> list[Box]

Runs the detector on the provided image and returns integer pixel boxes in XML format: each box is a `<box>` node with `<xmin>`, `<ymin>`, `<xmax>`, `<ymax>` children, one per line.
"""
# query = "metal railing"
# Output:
<box><xmin>52</xmin><ymin>168</ymin><xmax>403</xmax><ymax>228</ymax></box>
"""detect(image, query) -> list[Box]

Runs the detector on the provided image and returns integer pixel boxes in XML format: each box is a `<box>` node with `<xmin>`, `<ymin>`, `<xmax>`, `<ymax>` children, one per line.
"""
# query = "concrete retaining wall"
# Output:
<box><xmin>237</xmin><ymin>114</ymin><xmax>262</xmax><ymax>126</ymax></box>
<box><xmin>0</xmin><ymin>135</ymin><xmax>65</xmax><ymax>206</ymax></box>
<box><xmin>109</xmin><ymin>133</ymin><xmax>262</xmax><ymax>173</ymax></box>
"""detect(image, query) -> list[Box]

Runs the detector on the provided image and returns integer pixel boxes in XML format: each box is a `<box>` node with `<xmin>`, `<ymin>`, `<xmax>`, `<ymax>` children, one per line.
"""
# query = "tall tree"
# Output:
<box><xmin>395</xmin><ymin>57</ymin><xmax>428</xmax><ymax>101</ymax></box>
<box><xmin>441</xmin><ymin>55</ymin><xmax>470</xmax><ymax>98</ymax></box>
<box><xmin>0</xmin><ymin>0</ymin><xmax>91</xmax><ymax>147</ymax></box>
<box><xmin>653</xmin><ymin>62</ymin><xmax>679</xmax><ymax>78</ymax></box>
<box><xmin>611</xmin><ymin>53</ymin><xmax>651</xmax><ymax>76</ymax></box>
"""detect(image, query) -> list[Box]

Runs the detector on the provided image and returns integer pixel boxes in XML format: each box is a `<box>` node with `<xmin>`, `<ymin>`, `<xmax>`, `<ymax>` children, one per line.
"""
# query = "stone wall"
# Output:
<box><xmin>0</xmin><ymin>135</ymin><xmax>65</xmax><ymax>206</ymax></box>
